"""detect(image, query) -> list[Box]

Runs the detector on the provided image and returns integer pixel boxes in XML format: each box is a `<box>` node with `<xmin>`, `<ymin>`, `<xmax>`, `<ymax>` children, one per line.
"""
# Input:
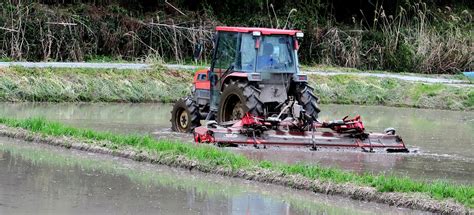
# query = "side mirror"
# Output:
<box><xmin>294</xmin><ymin>32</ymin><xmax>304</xmax><ymax>50</ymax></box>
<box><xmin>193</xmin><ymin>42</ymin><xmax>203</xmax><ymax>61</ymax></box>
<box><xmin>293</xmin><ymin>39</ymin><xmax>300</xmax><ymax>50</ymax></box>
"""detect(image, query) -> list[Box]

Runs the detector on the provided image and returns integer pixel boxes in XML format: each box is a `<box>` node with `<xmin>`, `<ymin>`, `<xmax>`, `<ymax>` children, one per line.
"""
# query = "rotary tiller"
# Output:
<box><xmin>194</xmin><ymin>113</ymin><xmax>408</xmax><ymax>153</ymax></box>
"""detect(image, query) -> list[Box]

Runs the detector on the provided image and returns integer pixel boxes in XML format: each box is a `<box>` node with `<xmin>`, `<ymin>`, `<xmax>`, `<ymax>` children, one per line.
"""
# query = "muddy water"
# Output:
<box><xmin>0</xmin><ymin>103</ymin><xmax>472</xmax><ymax>184</ymax></box>
<box><xmin>0</xmin><ymin>138</ymin><xmax>420</xmax><ymax>214</ymax></box>
<box><xmin>0</xmin><ymin>103</ymin><xmax>172</xmax><ymax>134</ymax></box>
<box><xmin>237</xmin><ymin>105</ymin><xmax>474</xmax><ymax>184</ymax></box>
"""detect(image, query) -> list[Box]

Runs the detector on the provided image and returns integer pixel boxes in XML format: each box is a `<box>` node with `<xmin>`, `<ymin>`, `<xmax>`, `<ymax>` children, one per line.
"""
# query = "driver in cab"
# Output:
<box><xmin>257</xmin><ymin>43</ymin><xmax>278</xmax><ymax>69</ymax></box>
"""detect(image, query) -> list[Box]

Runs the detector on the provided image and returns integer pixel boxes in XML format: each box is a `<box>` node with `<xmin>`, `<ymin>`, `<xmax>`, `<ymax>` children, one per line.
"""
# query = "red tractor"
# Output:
<box><xmin>171</xmin><ymin>26</ymin><xmax>408</xmax><ymax>152</ymax></box>
<box><xmin>171</xmin><ymin>26</ymin><xmax>319</xmax><ymax>132</ymax></box>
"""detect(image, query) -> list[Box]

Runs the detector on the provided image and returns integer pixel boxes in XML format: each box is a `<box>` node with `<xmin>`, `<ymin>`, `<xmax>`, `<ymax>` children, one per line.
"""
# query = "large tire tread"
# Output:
<box><xmin>297</xmin><ymin>84</ymin><xmax>320</xmax><ymax>120</ymax></box>
<box><xmin>170</xmin><ymin>97</ymin><xmax>201</xmax><ymax>132</ymax></box>
<box><xmin>218</xmin><ymin>80</ymin><xmax>263</xmax><ymax>122</ymax></box>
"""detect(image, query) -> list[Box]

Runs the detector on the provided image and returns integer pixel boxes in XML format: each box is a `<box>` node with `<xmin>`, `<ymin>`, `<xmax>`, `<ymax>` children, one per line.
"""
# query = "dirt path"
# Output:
<box><xmin>304</xmin><ymin>69</ymin><xmax>471</xmax><ymax>85</ymax></box>
<box><xmin>0</xmin><ymin>62</ymin><xmax>471</xmax><ymax>86</ymax></box>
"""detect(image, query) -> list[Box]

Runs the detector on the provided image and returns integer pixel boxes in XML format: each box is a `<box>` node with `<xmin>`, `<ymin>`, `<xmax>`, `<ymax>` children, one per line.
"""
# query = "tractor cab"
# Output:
<box><xmin>208</xmin><ymin>27</ymin><xmax>308</xmax><ymax>118</ymax></box>
<box><xmin>211</xmin><ymin>26</ymin><xmax>304</xmax><ymax>75</ymax></box>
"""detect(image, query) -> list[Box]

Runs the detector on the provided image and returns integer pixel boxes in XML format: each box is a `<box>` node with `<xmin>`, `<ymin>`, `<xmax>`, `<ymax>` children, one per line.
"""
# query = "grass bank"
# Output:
<box><xmin>310</xmin><ymin>74</ymin><xmax>474</xmax><ymax>111</ymax></box>
<box><xmin>0</xmin><ymin>117</ymin><xmax>472</xmax><ymax>213</ymax></box>
<box><xmin>1</xmin><ymin>66</ymin><xmax>472</xmax><ymax>111</ymax></box>
<box><xmin>0</xmin><ymin>66</ymin><xmax>193</xmax><ymax>103</ymax></box>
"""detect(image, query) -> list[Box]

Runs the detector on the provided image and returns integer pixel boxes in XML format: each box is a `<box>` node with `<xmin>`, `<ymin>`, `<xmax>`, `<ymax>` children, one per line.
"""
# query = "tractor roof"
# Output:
<box><xmin>216</xmin><ymin>26</ymin><xmax>301</xmax><ymax>36</ymax></box>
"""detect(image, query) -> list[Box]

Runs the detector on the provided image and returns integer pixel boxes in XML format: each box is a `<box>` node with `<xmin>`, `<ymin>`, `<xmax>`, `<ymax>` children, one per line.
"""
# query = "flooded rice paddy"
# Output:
<box><xmin>0</xmin><ymin>103</ymin><xmax>472</xmax><ymax>184</ymax></box>
<box><xmin>0</xmin><ymin>138</ymin><xmax>421</xmax><ymax>214</ymax></box>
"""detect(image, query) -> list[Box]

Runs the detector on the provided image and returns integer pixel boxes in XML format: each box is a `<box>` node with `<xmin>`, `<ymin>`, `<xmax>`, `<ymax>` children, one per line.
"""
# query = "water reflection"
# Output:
<box><xmin>0</xmin><ymin>139</ymin><xmax>417</xmax><ymax>214</ymax></box>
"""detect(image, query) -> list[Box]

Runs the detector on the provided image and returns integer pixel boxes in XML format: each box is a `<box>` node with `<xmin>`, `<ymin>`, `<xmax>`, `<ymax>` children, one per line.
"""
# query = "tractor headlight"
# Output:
<box><xmin>252</xmin><ymin>31</ymin><xmax>261</xmax><ymax>37</ymax></box>
<box><xmin>293</xmin><ymin>74</ymin><xmax>308</xmax><ymax>82</ymax></box>
<box><xmin>296</xmin><ymin>32</ymin><xmax>304</xmax><ymax>38</ymax></box>
<box><xmin>248</xmin><ymin>73</ymin><xmax>262</xmax><ymax>81</ymax></box>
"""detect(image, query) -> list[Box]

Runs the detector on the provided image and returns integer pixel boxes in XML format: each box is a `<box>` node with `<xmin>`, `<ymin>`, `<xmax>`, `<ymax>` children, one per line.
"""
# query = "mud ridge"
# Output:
<box><xmin>0</xmin><ymin>125</ymin><xmax>470</xmax><ymax>214</ymax></box>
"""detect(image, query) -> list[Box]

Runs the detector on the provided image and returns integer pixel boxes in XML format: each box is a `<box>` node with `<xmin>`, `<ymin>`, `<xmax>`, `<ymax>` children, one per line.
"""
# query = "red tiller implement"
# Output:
<box><xmin>194</xmin><ymin>113</ymin><xmax>408</xmax><ymax>153</ymax></box>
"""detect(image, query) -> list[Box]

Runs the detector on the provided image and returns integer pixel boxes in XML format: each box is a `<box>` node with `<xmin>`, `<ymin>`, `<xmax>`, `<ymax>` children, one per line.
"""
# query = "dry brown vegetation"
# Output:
<box><xmin>0</xmin><ymin>1</ymin><xmax>472</xmax><ymax>73</ymax></box>
<box><xmin>0</xmin><ymin>1</ymin><xmax>215</xmax><ymax>63</ymax></box>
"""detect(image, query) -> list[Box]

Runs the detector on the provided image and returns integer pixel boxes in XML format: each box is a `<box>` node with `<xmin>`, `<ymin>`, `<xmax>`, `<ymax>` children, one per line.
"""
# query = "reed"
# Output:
<box><xmin>0</xmin><ymin>1</ymin><xmax>471</xmax><ymax>74</ymax></box>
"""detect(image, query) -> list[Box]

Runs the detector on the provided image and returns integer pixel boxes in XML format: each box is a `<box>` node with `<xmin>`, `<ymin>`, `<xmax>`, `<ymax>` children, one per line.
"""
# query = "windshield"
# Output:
<box><xmin>237</xmin><ymin>34</ymin><xmax>296</xmax><ymax>73</ymax></box>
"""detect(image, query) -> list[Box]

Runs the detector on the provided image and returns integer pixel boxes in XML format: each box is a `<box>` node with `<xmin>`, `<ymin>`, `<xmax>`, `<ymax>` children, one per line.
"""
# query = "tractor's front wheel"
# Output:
<box><xmin>218</xmin><ymin>81</ymin><xmax>263</xmax><ymax>123</ymax></box>
<box><xmin>171</xmin><ymin>97</ymin><xmax>201</xmax><ymax>133</ymax></box>
<box><xmin>296</xmin><ymin>83</ymin><xmax>320</xmax><ymax>120</ymax></box>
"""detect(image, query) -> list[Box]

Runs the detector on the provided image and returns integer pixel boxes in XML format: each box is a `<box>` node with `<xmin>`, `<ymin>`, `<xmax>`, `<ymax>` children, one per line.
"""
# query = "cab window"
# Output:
<box><xmin>215</xmin><ymin>32</ymin><xmax>238</xmax><ymax>70</ymax></box>
<box><xmin>197</xmin><ymin>73</ymin><xmax>207</xmax><ymax>81</ymax></box>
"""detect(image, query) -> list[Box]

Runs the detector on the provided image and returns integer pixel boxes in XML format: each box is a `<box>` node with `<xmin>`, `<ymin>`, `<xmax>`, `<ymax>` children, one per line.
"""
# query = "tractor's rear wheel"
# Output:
<box><xmin>218</xmin><ymin>81</ymin><xmax>263</xmax><ymax>123</ymax></box>
<box><xmin>171</xmin><ymin>97</ymin><xmax>201</xmax><ymax>132</ymax></box>
<box><xmin>296</xmin><ymin>83</ymin><xmax>320</xmax><ymax>120</ymax></box>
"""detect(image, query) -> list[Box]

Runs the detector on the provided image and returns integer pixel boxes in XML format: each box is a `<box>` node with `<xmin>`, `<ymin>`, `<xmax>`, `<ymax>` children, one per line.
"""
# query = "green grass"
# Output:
<box><xmin>83</xmin><ymin>55</ymin><xmax>129</xmax><ymax>63</ymax></box>
<box><xmin>466</xmin><ymin>91</ymin><xmax>474</xmax><ymax>108</ymax></box>
<box><xmin>0</xmin><ymin>117</ymin><xmax>472</xmax><ymax>208</ymax></box>
<box><xmin>410</xmin><ymin>84</ymin><xmax>446</xmax><ymax>100</ymax></box>
<box><xmin>0</xmin><ymin>57</ymin><xmax>14</xmax><ymax>62</ymax></box>
<box><xmin>1</xmin><ymin>67</ymin><xmax>472</xmax><ymax>111</ymax></box>
<box><xmin>0</xmin><ymin>66</ymin><xmax>193</xmax><ymax>103</ymax></box>
<box><xmin>310</xmin><ymin>74</ymin><xmax>473</xmax><ymax>111</ymax></box>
